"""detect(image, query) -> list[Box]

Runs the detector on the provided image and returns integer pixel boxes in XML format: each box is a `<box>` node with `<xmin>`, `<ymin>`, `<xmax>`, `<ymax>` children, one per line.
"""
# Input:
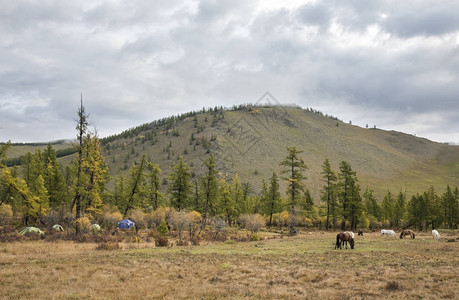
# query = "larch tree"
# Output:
<box><xmin>337</xmin><ymin>161</ymin><xmax>362</xmax><ymax>230</ymax></box>
<box><xmin>320</xmin><ymin>158</ymin><xmax>337</xmax><ymax>230</ymax></box>
<box><xmin>43</xmin><ymin>144</ymin><xmax>67</xmax><ymax>208</ymax></box>
<box><xmin>280</xmin><ymin>146</ymin><xmax>307</xmax><ymax>235</ymax></box>
<box><xmin>168</xmin><ymin>156</ymin><xmax>192</xmax><ymax>212</ymax></box>
<box><xmin>124</xmin><ymin>156</ymin><xmax>147</xmax><ymax>217</ymax></box>
<box><xmin>200</xmin><ymin>154</ymin><xmax>218</xmax><ymax>229</ymax></box>
<box><xmin>265</xmin><ymin>172</ymin><xmax>282</xmax><ymax>226</ymax></box>
<box><xmin>147</xmin><ymin>161</ymin><xmax>164</xmax><ymax>210</ymax></box>
<box><xmin>72</xmin><ymin>97</ymin><xmax>89</xmax><ymax>235</ymax></box>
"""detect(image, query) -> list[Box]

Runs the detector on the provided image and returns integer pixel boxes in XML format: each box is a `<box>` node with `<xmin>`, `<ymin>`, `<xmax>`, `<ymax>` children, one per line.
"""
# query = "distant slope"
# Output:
<box><xmin>8</xmin><ymin>106</ymin><xmax>459</xmax><ymax>200</ymax></box>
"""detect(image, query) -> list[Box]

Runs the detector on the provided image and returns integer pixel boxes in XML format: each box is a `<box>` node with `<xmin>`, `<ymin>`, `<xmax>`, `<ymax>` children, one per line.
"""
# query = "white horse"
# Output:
<box><xmin>432</xmin><ymin>229</ymin><xmax>441</xmax><ymax>240</ymax></box>
<box><xmin>381</xmin><ymin>229</ymin><xmax>396</xmax><ymax>237</ymax></box>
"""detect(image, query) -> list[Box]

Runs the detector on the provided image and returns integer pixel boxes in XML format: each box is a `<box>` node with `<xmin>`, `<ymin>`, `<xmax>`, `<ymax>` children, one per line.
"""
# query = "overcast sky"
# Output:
<box><xmin>1</xmin><ymin>0</ymin><xmax>459</xmax><ymax>144</ymax></box>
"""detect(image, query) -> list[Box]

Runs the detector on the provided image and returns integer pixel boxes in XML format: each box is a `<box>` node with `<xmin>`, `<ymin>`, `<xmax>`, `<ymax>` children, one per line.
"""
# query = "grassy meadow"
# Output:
<box><xmin>1</xmin><ymin>230</ymin><xmax>458</xmax><ymax>299</ymax></box>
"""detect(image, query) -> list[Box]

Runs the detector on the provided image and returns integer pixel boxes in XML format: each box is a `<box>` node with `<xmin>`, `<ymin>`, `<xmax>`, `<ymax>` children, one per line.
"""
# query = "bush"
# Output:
<box><xmin>0</xmin><ymin>204</ymin><xmax>13</xmax><ymax>226</ymax></box>
<box><xmin>128</xmin><ymin>209</ymin><xmax>146</xmax><ymax>231</ymax></box>
<box><xmin>74</xmin><ymin>217</ymin><xmax>91</xmax><ymax>234</ymax></box>
<box><xmin>96</xmin><ymin>242</ymin><xmax>121</xmax><ymax>251</ymax></box>
<box><xmin>154</xmin><ymin>234</ymin><xmax>169</xmax><ymax>247</ymax></box>
<box><xmin>157</xmin><ymin>220</ymin><xmax>169</xmax><ymax>237</ymax></box>
<box><xmin>102</xmin><ymin>211</ymin><xmax>123</xmax><ymax>230</ymax></box>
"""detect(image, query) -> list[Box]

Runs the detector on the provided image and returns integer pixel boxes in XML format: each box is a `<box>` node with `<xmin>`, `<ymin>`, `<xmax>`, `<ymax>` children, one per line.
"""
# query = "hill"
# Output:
<box><xmin>7</xmin><ymin>106</ymin><xmax>459</xmax><ymax>200</ymax></box>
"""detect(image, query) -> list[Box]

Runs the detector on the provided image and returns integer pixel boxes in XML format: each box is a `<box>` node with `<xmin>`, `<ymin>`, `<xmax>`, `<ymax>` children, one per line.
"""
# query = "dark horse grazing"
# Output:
<box><xmin>399</xmin><ymin>229</ymin><xmax>415</xmax><ymax>239</ymax></box>
<box><xmin>358</xmin><ymin>230</ymin><xmax>363</xmax><ymax>236</ymax></box>
<box><xmin>335</xmin><ymin>232</ymin><xmax>355</xmax><ymax>249</ymax></box>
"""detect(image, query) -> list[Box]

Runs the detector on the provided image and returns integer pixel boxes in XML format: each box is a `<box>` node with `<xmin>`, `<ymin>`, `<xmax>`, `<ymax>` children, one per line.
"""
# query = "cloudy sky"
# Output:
<box><xmin>1</xmin><ymin>0</ymin><xmax>459</xmax><ymax>144</ymax></box>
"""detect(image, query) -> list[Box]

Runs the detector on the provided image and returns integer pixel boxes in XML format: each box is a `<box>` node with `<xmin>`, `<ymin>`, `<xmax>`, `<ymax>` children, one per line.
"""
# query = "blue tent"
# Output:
<box><xmin>118</xmin><ymin>219</ymin><xmax>135</xmax><ymax>229</ymax></box>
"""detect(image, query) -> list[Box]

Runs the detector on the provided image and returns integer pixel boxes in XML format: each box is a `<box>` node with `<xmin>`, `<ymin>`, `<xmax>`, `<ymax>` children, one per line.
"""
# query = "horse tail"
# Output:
<box><xmin>399</xmin><ymin>231</ymin><xmax>404</xmax><ymax>239</ymax></box>
<box><xmin>412</xmin><ymin>232</ymin><xmax>415</xmax><ymax>239</ymax></box>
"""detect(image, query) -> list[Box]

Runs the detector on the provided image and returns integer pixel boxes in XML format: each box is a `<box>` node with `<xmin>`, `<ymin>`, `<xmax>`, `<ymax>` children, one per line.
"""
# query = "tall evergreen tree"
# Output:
<box><xmin>381</xmin><ymin>190</ymin><xmax>395</xmax><ymax>225</ymax></box>
<box><xmin>168</xmin><ymin>156</ymin><xmax>192</xmax><ymax>211</ymax></box>
<box><xmin>320</xmin><ymin>158</ymin><xmax>337</xmax><ymax>230</ymax></box>
<box><xmin>43</xmin><ymin>144</ymin><xmax>67</xmax><ymax>208</ymax></box>
<box><xmin>280</xmin><ymin>146</ymin><xmax>306</xmax><ymax>234</ymax></box>
<box><xmin>337</xmin><ymin>161</ymin><xmax>362</xmax><ymax>230</ymax></box>
<box><xmin>262</xmin><ymin>172</ymin><xmax>282</xmax><ymax>226</ymax></box>
<box><xmin>200</xmin><ymin>155</ymin><xmax>218</xmax><ymax>228</ymax></box>
<box><xmin>363</xmin><ymin>188</ymin><xmax>381</xmax><ymax>221</ymax></box>
<box><xmin>124</xmin><ymin>156</ymin><xmax>147</xmax><ymax>217</ymax></box>
<box><xmin>72</xmin><ymin>97</ymin><xmax>89</xmax><ymax>235</ymax></box>
<box><xmin>147</xmin><ymin>161</ymin><xmax>164</xmax><ymax>210</ymax></box>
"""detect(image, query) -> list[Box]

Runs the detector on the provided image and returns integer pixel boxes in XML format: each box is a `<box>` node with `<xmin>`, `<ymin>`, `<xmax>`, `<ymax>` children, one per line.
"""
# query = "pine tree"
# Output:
<box><xmin>200</xmin><ymin>155</ymin><xmax>218</xmax><ymax>228</ymax></box>
<box><xmin>280</xmin><ymin>146</ymin><xmax>306</xmax><ymax>235</ymax></box>
<box><xmin>363</xmin><ymin>187</ymin><xmax>381</xmax><ymax>221</ymax></box>
<box><xmin>124</xmin><ymin>156</ymin><xmax>147</xmax><ymax>217</ymax></box>
<box><xmin>320</xmin><ymin>158</ymin><xmax>337</xmax><ymax>230</ymax></box>
<box><xmin>219</xmin><ymin>177</ymin><xmax>236</xmax><ymax>224</ymax></box>
<box><xmin>147</xmin><ymin>162</ymin><xmax>164</xmax><ymax>210</ymax></box>
<box><xmin>232</xmin><ymin>173</ymin><xmax>245</xmax><ymax>216</ymax></box>
<box><xmin>72</xmin><ymin>97</ymin><xmax>89</xmax><ymax>235</ymax></box>
<box><xmin>261</xmin><ymin>172</ymin><xmax>282</xmax><ymax>226</ymax></box>
<box><xmin>302</xmin><ymin>188</ymin><xmax>315</xmax><ymax>219</ymax></box>
<box><xmin>43</xmin><ymin>144</ymin><xmax>67</xmax><ymax>208</ymax></box>
<box><xmin>337</xmin><ymin>161</ymin><xmax>362</xmax><ymax>230</ymax></box>
<box><xmin>381</xmin><ymin>190</ymin><xmax>395</xmax><ymax>225</ymax></box>
<box><xmin>168</xmin><ymin>156</ymin><xmax>192</xmax><ymax>211</ymax></box>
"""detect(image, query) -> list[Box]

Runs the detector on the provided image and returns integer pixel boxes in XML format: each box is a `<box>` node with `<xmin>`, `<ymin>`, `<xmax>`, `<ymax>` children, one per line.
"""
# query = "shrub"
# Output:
<box><xmin>74</xmin><ymin>217</ymin><xmax>91</xmax><ymax>234</ymax></box>
<box><xmin>154</xmin><ymin>234</ymin><xmax>169</xmax><ymax>247</ymax></box>
<box><xmin>102</xmin><ymin>211</ymin><xmax>123</xmax><ymax>229</ymax></box>
<box><xmin>0</xmin><ymin>204</ymin><xmax>13</xmax><ymax>226</ymax></box>
<box><xmin>96</xmin><ymin>242</ymin><xmax>121</xmax><ymax>251</ymax></box>
<box><xmin>157</xmin><ymin>220</ymin><xmax>169</xmax><ymax>237</ymax></box>
<box><xmin>246</xmin><ymin>214</ymin><xmax>265</xmax><ymax>233</ymax></box>
<box><xmin>129</xmin><ymin>209</ymin><xmax>146</xmax><ymax>231</ymax></box>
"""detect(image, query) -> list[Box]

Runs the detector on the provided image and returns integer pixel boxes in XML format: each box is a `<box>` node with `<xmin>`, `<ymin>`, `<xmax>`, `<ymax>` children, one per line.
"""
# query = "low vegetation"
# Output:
<box><xmin>0</xmin><ymin>231</ymin><xmax>457</xmax><ymax>299</ymax></box>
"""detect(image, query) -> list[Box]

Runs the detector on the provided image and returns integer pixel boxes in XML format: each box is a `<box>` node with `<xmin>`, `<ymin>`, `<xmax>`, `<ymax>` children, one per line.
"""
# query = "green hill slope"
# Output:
<box><xmin>8</xmin><ymin>106</ymin><xmax>459</xmax><ymax>200</ymax></box>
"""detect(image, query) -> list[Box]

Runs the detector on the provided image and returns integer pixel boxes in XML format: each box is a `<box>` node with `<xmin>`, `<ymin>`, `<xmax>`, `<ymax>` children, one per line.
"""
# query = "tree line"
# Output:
<box><xmin>1</xmin><ymin>102</ymin><xmax>458</xmax><ymax>234</ymax></box>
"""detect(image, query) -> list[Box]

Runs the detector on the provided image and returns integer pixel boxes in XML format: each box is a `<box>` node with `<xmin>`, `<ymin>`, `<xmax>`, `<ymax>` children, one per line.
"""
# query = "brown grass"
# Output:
<box><xmin>1</xmin><ymin>231</ymin><xmax>458</xmax><ymax>299</ymax></box>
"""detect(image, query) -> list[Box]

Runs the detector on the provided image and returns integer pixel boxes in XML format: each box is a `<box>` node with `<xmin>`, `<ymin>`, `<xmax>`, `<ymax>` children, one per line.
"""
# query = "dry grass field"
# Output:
<box><xmin>1</xmin><ymin>231</ymin><xmax>458</xmax><ymax>299</ymax></box>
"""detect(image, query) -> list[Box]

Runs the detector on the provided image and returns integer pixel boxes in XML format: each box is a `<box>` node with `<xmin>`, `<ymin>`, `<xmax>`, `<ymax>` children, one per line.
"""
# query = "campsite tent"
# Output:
<box><xmin>118</xmin><ymin>219</ymin><xmax>135</xmax><ymax>229</ymax></box>
<box><xmin>19</xmin><ymin>227</ymin><xmax>44</xmax><ymax>235</ymax></box>
<box><xmin>52</xmin><ymin>224</ymin><xmax>64</xmax><ymax>232</ymax></box>
<box><xmin>90</xmin><ymin>223</ymin><xmax>101</xmax><ymax>231</ymax></box>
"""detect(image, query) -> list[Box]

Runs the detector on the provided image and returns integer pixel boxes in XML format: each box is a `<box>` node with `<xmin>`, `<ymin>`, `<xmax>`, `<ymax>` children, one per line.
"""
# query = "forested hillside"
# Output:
<box><xmin>1</xmin><ymin>104</ymin><xmax>459</xmax><ymax>232</ymax></box>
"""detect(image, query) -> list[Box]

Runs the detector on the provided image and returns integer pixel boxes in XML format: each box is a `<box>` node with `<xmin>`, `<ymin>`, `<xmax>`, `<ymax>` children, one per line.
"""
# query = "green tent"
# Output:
<box><xmin>52</xmin><ymin>224</ymin><xmax>64</xmax><ymax>232</ymax></box>
<box><xmin>19</xmin><ymin>227</ymin><xmax>44</xmax><ymax>235</ymax></box>
<box><xmin>90</xmin><ymin>224</ymin><xmax>101</xmax><ymax>231</ymax></box>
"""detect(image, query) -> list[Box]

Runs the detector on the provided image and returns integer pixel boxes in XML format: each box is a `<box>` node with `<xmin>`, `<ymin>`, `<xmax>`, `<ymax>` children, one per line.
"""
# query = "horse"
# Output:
<box><xmin>335</xmin><ymin>232</ymin><xmax>355</xmax><ymax>249</ymax></box>
<box><xmin>399</xmin><ymin>229</ymin><xmax>415</xmax><ymax>239</ymax></box>
<box><xmin>432</xmin><ymin>229</ymin><xmax>441</xmax><ymax>240</ymax></box>
<box><xmin>381</xmin><ymin>229</ymin><xmax>396</xmax><ymax>237</ymax></box>
<box><xmin>358</xmin><ymin>230</ymin><xmax>363</xmax><ymax>236</ymax></box>
<box><xmin>345</xmin><ymin>231</ymin><xmax>355</xmax><ymax>239</ymax></box>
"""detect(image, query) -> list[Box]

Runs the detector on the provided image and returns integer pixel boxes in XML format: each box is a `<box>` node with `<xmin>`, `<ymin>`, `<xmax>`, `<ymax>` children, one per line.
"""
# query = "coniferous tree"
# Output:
<box><xmin>168</xmin><ymin>156</ymin><xmax>192</xmax><ymax>211</ymax></box>
<box><xmin>124</xmin><ymin>156</ymin><xmax>147</xmax><ymax>217</ymax></box>
<box><xmin>320</xmin><ymin>158</ymin><xmax>337</xmax><ymax>230</ymax></box>
<box><xmin>302</xmin><ymin>188</ymin><xmax>315</xmax><ymax>219</ymax></box>
<box><xmin>280</xmin><ymin>146</ymin><xmax>306</xmax><ymax>234</ymax></box>
<box><xmin>72</xmin><ymin>97</ymin><xmax>89</xmax><ymax>235</ymax></box>
<box><xmin>363</xmin><ymin>187</ymin><xmax>381</xmax><ymax>221</ymax></box>
<box><xmin>337</xmin><ymin>161</ymin><xmax>362</xmax><ymax>230</ymax></box>
<box><xmin>232</xmin><ymin>173</ymin><xmax>245</xmax><ymax>216</ymax></box>
<box><xmin>219</xmin><ymin>177</ymin><xmax>236</xmax><ymax>224</ymax></box>
<box><xmin>262</xmin><ymin>172</ymin><xmax>282</xmax><ymax>226</ymax></box>
<box><xmin>147</xmin><ymin>162</ymin><xmax>164</xmax><ymax>210</ymax></box>
<box><xmin>200</xmin><ymin>155</ymin><xmax>218</xmax><ymax>228</ymax></box>
<box><xmin>381</xmin><ymin>190</ymin><xmax>395</xmax><ymax>225</ymax></box>
<box><xmin>43</xmin><ymin>144</ymin><xmax>67</xmax><ymax>208</ymax></box>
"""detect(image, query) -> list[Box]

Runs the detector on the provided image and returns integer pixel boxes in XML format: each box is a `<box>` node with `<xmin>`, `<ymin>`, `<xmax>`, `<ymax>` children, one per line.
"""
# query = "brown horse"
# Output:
<box><xmin>335</xmin><ymin>232</ymin><xmax>355</xmax><ymax>249</ymax></box>
<box><xmin>399</xmin><ymin>229</ymin><xmax>415</xmax><ymax>239</ymax></box>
